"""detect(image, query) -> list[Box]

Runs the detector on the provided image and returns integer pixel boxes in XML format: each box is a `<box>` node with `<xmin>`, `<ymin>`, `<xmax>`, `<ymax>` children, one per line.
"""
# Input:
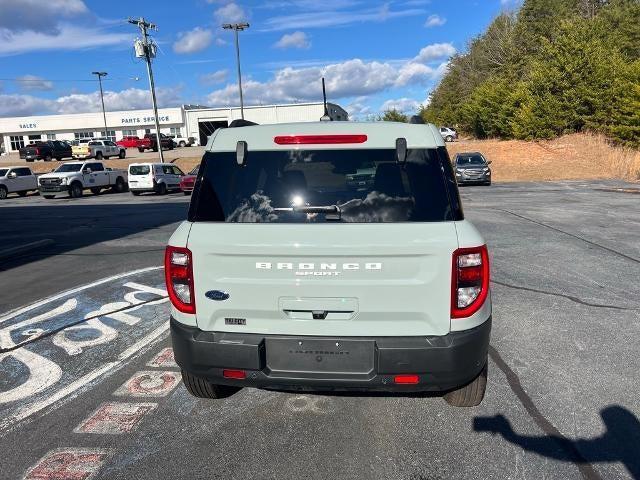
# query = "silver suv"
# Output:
<box><xmin>166</xmin><ymin>121</ymin><xmax>491</xmax><ymax>407</ymax></box>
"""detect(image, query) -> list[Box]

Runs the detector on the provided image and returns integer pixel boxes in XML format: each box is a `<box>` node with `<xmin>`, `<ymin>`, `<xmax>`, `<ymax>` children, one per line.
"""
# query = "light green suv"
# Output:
<box><xmin>166</xmin><ymin>121</ymin><xmax>491</xmax><ymax>407</ymax></box>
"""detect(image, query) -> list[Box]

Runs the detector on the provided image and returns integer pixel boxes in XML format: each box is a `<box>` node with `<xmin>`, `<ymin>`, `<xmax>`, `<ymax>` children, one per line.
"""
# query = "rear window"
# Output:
<box><xmin>129</xmin><ymin>165</ymin><xmax>150</xmax><ymax>175</ymax></box>
<box><xmin>190</xmin><ymin>148</ymin><xmax>456</xmax><ymax>223</ymax></box>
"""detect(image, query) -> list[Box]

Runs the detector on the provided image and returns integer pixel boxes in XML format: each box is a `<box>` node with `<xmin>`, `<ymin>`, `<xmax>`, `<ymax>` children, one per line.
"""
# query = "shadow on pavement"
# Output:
<box><xmin>0</xmin><ymin>197</ymin><xmax>188</xmax><ymax>271</ymax></box>
<box><xmin>474</xmin><ymin>405</ymin><xmax>640</xmax><ymax>479</ymax></box>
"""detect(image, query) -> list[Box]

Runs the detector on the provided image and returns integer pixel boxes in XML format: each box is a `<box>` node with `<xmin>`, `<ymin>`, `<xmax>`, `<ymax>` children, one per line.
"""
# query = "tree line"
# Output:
<box><xmin>412</xmin><ymin>0</ymin><xmax>639</xmax><ymax>147</ymax></box>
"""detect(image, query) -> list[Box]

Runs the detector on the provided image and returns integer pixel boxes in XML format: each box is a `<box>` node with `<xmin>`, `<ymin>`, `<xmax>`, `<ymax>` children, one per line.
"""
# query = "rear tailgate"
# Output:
<box><xmin>72</xmin><ymin>145</ymin><xmax>91</xmax><ymax>157</ymax></box>
<box><xmin>19</xmin><ymin>146</ymin><xmax>39</xmax><ymax>159</ymax></box>
<box><xmin>188</xmin><ymin>223</ymin><xmax>456</xmax><ymax>337</ymax></box>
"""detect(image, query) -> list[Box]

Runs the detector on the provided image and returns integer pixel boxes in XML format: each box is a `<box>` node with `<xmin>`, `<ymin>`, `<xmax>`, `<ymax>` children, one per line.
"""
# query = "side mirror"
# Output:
<box><xmin>8</xmin><ymin>172</ymin><xmax>17</xmax><ymax>179</ymax></box>
<box><xmin>236</xmin><ymin>141</ymin><xmax>248</xmax><ymax>166</ymax></box>
<box><xmin>83</xmin><ymin>168</ymin><xmax>92</xmax><ymax>174</ymax></box>
<box><xmin>395</xmin><ymin>138</ymin><xmax>407</xmax><ymax>163</ymax></box>
<box><xmin>487</xmin><ymin>160</ymin><xmax>492</xmax><ymax>165</ymax></box>
<box><xmin>51</xmin><ymin>168</ymin><xmax>56</xmax><ymax>172</ymax></box>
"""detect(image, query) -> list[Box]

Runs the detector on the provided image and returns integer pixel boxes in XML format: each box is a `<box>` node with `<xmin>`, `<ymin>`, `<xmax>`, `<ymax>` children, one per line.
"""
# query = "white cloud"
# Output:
<box><xmin>214</xmin><ymin>3</ymin><xmax>248</xmax><ymax>24</ymax></box>
<box><xmin>0</xmin><ymin>87</ymin><xmax>182</xmax><ymax>117</ymax></box>
<box><xmin>16</xmin><ymin>75</ymin><xmax>54</xmax><ymax>91</ymax></box>
<box><xmin>205</xmin><ymin>42</ymin><xmax>454</xmax><ymax>107</ymax></box>
<box><xmin>274</xmin><ymin>31</ymin><xmax>310</xmax><ymax>49</ymax></box>
<box><xmin>200</xmin><ymin>69</ymin><xmax>229</xmax><ymax>85</ymax></box>
<box><xmin>173</xmin><ymin>27</ymin><xmax>213</xmax><ymax>54</ymax></box>
<box><xmin>425</xmin><ymin>14</ymin><xmax>446</xmax><ymax>27</ymax></box>
<box><xmin>0</xmin><ymin>0</ymin><xmax>88</xmax><ymax>34</ymax></box>
<box><xmin>414</xmin><ymin>42</ymin><xmax>456</xmax><ymax>63</ymax></box>
<box><xmin>381</xmin><ymin>97</ymin><xmax>421</xmax><ymax>113</ymax></box>
<box><xmin>0</xmin><ymin>25</ymin><xmax>131</xmax><ymax>56</ymax></box>
<box><xmin>215</xmin><ymin>37</ymin><xmax>228</xmax><ymax>46</ymax></box>
<box><xmin>261</xmin><ymin>4</ymin><xmax>425</xmax><ymax>31</ymax></box>
<box><xmin>345</xmin><ymin>96</ymin><xmax>372</xmax><ymax>118</ymax></box>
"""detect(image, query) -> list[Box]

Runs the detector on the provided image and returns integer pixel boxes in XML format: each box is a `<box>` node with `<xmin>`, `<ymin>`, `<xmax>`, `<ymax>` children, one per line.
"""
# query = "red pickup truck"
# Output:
<box><xmin>116</xmin><ymin>136</ymin><xmax>143</xmax><ymax>148</ymax></box>
<box><xmin>116</xmin><ymin>134</ymin><xmax>174</xmax><ymax>152</ymax></box>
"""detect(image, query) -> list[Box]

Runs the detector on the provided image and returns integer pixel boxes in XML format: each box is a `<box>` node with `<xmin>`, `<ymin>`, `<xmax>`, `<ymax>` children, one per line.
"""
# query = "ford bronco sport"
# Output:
<box><xmin>167</xmin><ymin>121</ymin><xmax>491</xmax><ymax>407</ymax></box>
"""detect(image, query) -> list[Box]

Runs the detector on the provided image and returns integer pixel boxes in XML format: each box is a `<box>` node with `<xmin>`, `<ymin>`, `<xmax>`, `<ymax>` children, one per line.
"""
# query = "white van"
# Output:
<box><xmin>128</xmin><ymin>163</ymin><xmax>185</xmax><ymax>195</ymax></box>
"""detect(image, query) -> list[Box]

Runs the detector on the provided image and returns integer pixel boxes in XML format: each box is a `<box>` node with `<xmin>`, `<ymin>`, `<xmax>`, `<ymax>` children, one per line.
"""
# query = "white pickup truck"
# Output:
<box><xmin>72</xmin><ymin>140</ymin><xmax>126</xmax><ymax>160</ymax></box>
<box><xmin>38</xmin><ymin>161</ymin><xmax>128</xmax><ymax>199</ymax></box>
<box><xmin>0</xmin><ymin>166</ymin><xmax>39</xmax><ymax>200</ymax></box>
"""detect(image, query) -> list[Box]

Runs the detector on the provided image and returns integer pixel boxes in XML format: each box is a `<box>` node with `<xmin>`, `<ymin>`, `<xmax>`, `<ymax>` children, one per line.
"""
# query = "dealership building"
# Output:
<box><xmin>0</xmin><ymin>102</ymin><xmax>348</xmax><ymax>153</ymax></box>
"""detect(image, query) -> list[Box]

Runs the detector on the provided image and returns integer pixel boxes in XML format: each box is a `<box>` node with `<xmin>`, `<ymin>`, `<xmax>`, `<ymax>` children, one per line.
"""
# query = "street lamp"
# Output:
<box><xmin>222</xmin><ymin>22</ymin><xmax>249</xmax><ymax>119</ymax></box>
<box><xmin>92</xmin><ymin>71</ymin><xmax>109</xmax><ymax>138</ymax></box>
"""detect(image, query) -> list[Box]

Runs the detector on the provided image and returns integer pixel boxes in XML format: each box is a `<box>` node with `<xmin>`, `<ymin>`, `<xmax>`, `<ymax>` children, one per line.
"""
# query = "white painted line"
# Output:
<box><xmin>0</xmin><ymin>266</ymin><xmax>163</xmax><ymax>325</ymax></box>
<box><xmin>0</xmin><ymin>321</ymin><xmax>169</xmax><ymax>433</ymax></box>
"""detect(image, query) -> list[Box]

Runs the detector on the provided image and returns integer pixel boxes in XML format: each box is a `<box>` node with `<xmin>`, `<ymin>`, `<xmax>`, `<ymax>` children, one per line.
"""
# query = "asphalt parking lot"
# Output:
<box><xmin>1</xmin><ymin>180</ymin><xmax>639</xmax><ymax>479</ymax></box>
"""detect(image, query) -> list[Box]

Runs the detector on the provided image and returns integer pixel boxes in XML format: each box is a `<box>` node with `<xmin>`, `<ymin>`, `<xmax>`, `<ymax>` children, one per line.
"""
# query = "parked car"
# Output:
<box><xmin>72</xmin><ymin>140</ymin><xmax>126</xmax><ymax>160</ymax></box>
<box><xmin>38</xmin><ymin>161</ymin><xmax>128</xmax><ymax>198</ymax></box>
<box><xmin>179</xmin><ymin>166</ymin><xmax>199</xmax><ymax>195</ymax></box>
<box><xmin>128</xmin><ymin>162</ymin><xmax>185</xmax><ymax>195</ymax></box>
<box><xmin>168</xmin><ymin>135</ymin><xmax>195</xmax><ymax>147</ymax></box>
<box><xmin>167</xmin><ymin>121</ymin><xmax>492</xmax><ymax>407</ymax></box>
<box><xmin>0</xmin><ymin>166</ymin><xmax>38</xmax><ymax>199</ymax></box>
<box><xmin>138</xmin><ymin>133</ymin><xmax>174</xmax><ymax>153</ymax></box>
<box><xmin>19</xmin><ymin>141</ymin><xmax>73</xmax><ymax>162</ymax></box>
<box><xmin>345</xmin><ymin>161</ymin><xmax>376</xmax><ymax>190</ymax></box>
<box><xmin>453</xmin><ymin>152</ymin><xmax>492</xmax><ymax>185</ymax></box>
<box><xmin>117</xmin><ymin>136</ymin><xmax>144</xmax><ymax>148</ymax></box>
<box><xmin>439</xmin><ymin>127</ymin><xmax>458</xmax><ymax>142</ymax></box>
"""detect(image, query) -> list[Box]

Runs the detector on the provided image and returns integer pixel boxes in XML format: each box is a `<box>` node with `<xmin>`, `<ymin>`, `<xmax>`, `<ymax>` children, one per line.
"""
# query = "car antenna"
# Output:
<box><xmin>320</xmin><ymin>77</ymin><xmax>331</xmax><ymax>122</ymax></box>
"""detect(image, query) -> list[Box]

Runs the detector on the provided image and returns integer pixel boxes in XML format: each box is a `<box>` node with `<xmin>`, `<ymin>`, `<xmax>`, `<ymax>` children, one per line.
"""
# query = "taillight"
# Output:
<box><xmin>274</xmin><ymin>134</ymin><xmax>367</xmax><ymax>145</ymax></box>
<box><xmin>451</xmin><ymin>245</ymin><xmax>490</xmax><ymax>318</ymax></box>
<box><xmin>164</xmin><ymin>246</ymin><xmax>195</xmax><ymax>314</ymax></box>
<box><xmin>35</xmin><ymin>148</ymin><xmax>40</xmax><ymax>155</ymax></box>
<box><xmin>394</xmin><ymin>374</ymin><xmax>419</xmax><ymax>385</ymax></box>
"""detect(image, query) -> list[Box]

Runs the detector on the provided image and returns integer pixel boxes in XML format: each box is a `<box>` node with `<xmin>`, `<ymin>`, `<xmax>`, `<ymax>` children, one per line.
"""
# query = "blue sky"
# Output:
<box><xmin>0</xmin><ymin>0</ymin><xmax>518</xmax><ymax>119</ymax></box>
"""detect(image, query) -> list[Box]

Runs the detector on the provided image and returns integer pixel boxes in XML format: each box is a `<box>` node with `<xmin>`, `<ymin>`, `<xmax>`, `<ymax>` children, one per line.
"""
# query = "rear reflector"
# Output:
<box><xmin>393</xmin><ymin>374</ymin><xmax>419</xmax><ymax>385</ymax></box>
<box><xmin>274</xmin><ymin>134</ymin><xmax>367</xmax><ymax>145</ymax></box>
<box><xmin>223</xmin><ymin>369</ymin><xmax>246</xmax><ymax>380</ymax></box>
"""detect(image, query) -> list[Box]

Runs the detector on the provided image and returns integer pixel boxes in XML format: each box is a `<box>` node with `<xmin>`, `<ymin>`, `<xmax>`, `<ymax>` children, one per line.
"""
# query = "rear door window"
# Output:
<box><xmin>191</xmin><ymin>148</ymin><xmax>456</xmax><ymax>223</ymax></box>
<box><xmin>129</xmin><ymin>165</ymin><xmax>150</xmax><ymax>175</ymax></box>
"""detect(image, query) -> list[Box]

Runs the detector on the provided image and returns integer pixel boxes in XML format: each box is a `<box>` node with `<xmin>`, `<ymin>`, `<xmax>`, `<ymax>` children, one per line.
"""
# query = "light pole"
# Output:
<box><xmin>92</xmin><ymin>71</ymin><xmax>108</xmax><ymax>138</ymax></box>
<box><xmin>222</xmin><ymin>22</ymin><xmax>249</xmax><ymax>120</ymax></box>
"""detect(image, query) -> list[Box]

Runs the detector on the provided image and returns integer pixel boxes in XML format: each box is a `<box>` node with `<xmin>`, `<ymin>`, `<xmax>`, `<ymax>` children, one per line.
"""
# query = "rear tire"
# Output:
<box><xmin>445</xmin><ymin>135</ymin><xmax>453</xmax><ymax>142</ymax></box>
<box><xmin>181</xmin><ymin>370</ymin><xmax>240</xmax><ymax>399</ymax></box>
<box><xmin>18</xmin><ymin>191</ymin><xmax>28</xmax><ymax>197</ymax></box>
<box><xmin>0</xmin><ymin>186</ymin><xmax>7</xmax><ymax>200</ymax></box>
<box><xmin>443</xmin><ymin>363</ymin><xmax>487</xmax><ymax>407</ymax></box>
<box><xmin>95</xmin><ymin>152</ymin><xmax>103</xmax><ymax>160</ymax></box>
<box><xmin>138</xmin><ymin>147</ymin><xmax>145</xmax><ymax>153</ymax></box>
<box><xmin>131</xmin><ymin>191</ymin><xmax>141</xmax><ymax>196</ymax></box>
<box><xmin>45</xmin><ymin>154</ymin><xmax>52</xmax><ymax>162</ymax></box>
<box><xmin>119</xmin><ymin>149</ymin><xmax>126</xmax><ymax>159</ymax></box>
<box><xmin>183</xmin><ymin>191</ymin><xmax>191</xmax><ymax>196</ymax></box>
<box><xmin>43</xmin><ymin>195</ymin><xmax>55</xmax><ymax>199</ymax></box>
<box><xmin>113</xmin><ymin>176</ymin><xmax>126</xmax><ymax>193</ymax></box>
<box><xmin>55</xmin><ymin>157</ymin><xmax>61</xmax><ymax>161</ymax></box>
<box><xmin>90</xmin><ymin>187</ymin><xmax>101</xmax><ymax>195</ymax></box>
<box><xmin>179</xmin><ymin>141</ymin><xmax>186</xmax><ymax>147</ymax></box>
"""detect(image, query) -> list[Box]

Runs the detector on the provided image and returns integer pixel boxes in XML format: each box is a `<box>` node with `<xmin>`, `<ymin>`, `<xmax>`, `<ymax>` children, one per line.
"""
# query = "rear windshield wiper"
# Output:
<box><xmin>274</xmin><ymin>204</ymin><xmax>342</xmax><ymax>219</ymax></box>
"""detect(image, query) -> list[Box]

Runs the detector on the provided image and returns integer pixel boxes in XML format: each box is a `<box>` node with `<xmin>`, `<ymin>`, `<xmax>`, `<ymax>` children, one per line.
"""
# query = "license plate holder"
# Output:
<box><xmin>265</xmin><ymin>338</ymin><xmax>374</xmax><ymax>374</ymax></box>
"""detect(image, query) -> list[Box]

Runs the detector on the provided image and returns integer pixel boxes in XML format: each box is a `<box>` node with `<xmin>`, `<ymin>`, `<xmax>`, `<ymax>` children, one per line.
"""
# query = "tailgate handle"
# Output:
<box><xmin>282</xmin><ymin>309</ymin><xmax>354</xmax><ymax>320</ymax></box>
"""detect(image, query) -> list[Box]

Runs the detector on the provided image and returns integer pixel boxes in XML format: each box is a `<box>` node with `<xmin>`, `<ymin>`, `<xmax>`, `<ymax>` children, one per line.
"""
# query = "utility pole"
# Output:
<box><xmin>222</xmin><ymin>22</ymin><xmax>249</xmax><ymax>120</ymax></box>
<box><xmin>128</xmin><ymin>16</ymin><xmax>164</xmax><ymax>163</ymax></box>
<box><xmin>92</xmin><ymin>71</ymin><xmax>109</xmax><ymax>137</ymax></box>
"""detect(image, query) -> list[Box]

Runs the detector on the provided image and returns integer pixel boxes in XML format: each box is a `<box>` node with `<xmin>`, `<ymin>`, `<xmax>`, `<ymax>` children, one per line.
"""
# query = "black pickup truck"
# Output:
<box><xmin>139</xmin><ymin>133</ymin><xmax>175</xmax><ymax>152</ymax></box>
<box><xmin>19</xmin><ymin>140</ymin><xmax>73</xmax><ymax>162</ymax></box>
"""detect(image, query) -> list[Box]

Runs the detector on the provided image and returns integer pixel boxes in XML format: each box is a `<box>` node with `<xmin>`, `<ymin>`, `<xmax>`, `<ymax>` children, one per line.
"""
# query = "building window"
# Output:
<box><xmin>169</xmin><ymin>127</ymin><xmax>181</xmax><ymax>136</ymax></box>
<box><xmin>74</xmin><ymin>132</ymin><xmax>94</xmax><ymax>140</ymax></box>
<box><xmin>122</xmin><ymin>129</ymin><xmax>137</xmax><ymax>137</ymax></box>
<box><xmin>144</xmin><ymin>128</ymin><xmax>151</xmax><ymax>134</ymax></box>
<box><xmin>100</xmin><ymin>130</ymin><xmax>116</xmax><ymax>141</ymax></box>
<box><xmin>28</xmin><ymin>134</ymin><xmax>42</xmax><ymax>142</ymax></box>
<box><xmin>46</xmin><ymin>133</ymin><xmax>56</xmax><ymax>140</ymax></box>
<box><xmin>10</xmin><ymin>136</ymin><xmax>25</xmax><ymax>151</ymax></box>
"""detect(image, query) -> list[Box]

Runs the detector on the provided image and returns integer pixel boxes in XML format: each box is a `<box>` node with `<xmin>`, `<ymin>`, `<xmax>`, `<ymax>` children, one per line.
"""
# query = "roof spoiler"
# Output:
<box><xmin>229</xmin><ymin>119</ymin><xmax>258</xmax><ymax>128</ymax></box>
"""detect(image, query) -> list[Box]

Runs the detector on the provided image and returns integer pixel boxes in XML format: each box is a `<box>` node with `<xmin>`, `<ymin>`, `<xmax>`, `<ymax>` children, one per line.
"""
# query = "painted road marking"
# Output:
<box><xmin>1</xmin><ymin>321</ymin><xmax>169</xmax><ymax>433</ymax></box>
<box><xmin>24</xmin><ymin>447</ymin><xmax>110</xmax><ymax>480</ymax></box>
<box><xmin>74</xmin><ymin>402</ymin><xmax>157</xmax><ymax>435</ymax></box>
<box><xmin>0</xmin><ymin>266</ymin><xmax>162</xmax><ymax>325</ymax></box>
<box><xmin>114</xmin><ymin>370</ymin><xmax>180</xmax><ymax>397</ymax></box>
<box><xmin>0</xmin><ymin>349</ymin><xmax>62</xmax><ymax>405</ymax></box>
<box><xmin>147</xmin><ymin>347</ymin><xmax>178</xmax><ymax>368</ymax></box>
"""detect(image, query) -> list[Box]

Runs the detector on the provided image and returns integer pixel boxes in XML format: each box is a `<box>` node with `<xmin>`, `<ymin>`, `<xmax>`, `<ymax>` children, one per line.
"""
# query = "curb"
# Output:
<box><xmin>0</xmin><ymin>239</ymin><xmax>55</xmax><ymax>261</ymax></box>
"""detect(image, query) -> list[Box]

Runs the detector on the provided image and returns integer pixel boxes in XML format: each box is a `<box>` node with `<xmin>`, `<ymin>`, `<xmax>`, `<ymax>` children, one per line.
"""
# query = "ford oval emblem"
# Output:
<box><xmin>205</xmin><ymin>290</ymin><xmax>230</xmax><ymax>301</ymax></box>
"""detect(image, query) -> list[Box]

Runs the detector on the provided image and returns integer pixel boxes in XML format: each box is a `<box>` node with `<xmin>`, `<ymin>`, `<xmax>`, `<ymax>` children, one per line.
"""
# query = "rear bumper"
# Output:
<box><xmin>171</xmin><ymin>317</ymin><xmax>491</xmax><ymax>392</ymax></box>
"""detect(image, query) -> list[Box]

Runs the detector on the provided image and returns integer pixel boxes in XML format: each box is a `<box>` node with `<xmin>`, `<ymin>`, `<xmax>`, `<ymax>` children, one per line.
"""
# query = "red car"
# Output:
<box><xmin>179</xmin><ymin>166</ymin><xmax>199</xmax><ymax>195</ymax></box>
<box><xmin>116</xmin><ymin>136</ymin><xmax>143</xmax><ymax>148</ymax></box>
